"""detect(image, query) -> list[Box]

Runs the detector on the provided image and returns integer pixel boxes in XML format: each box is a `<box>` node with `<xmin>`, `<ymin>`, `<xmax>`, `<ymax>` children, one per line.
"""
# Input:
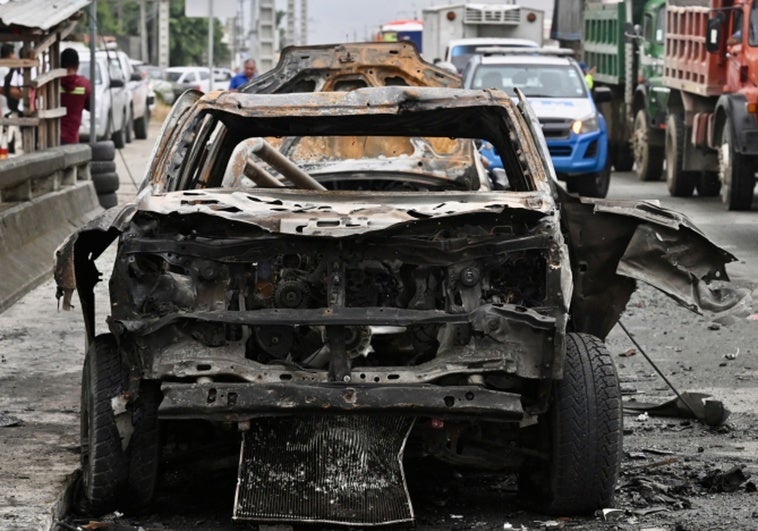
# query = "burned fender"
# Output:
<box><xmin>559</xmin><ymin>188</ymin><xmax>738</xmax><ymax>339</ymax></box>
<box><xmin>54</xmin><ymin>205</ymin><xmax>135</xmax><ymax>344</ymax></box>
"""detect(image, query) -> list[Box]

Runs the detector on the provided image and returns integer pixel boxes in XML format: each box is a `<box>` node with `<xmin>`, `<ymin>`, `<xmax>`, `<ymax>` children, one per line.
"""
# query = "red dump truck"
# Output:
<box><xmin>664</xmin><ymin>0</ymin><xmax>758</xmax><ymax>210</ymax></box>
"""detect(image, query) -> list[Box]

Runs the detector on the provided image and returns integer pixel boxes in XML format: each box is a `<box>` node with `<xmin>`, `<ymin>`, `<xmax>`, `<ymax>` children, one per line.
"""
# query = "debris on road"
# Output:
<box><xmin>700</xmin><ymin>465</ymin><xmax>751</xmax><ymax>493</ymax></box>
<box><xmin>620</xmin><ymin>347</ymin><xmax>637</xmax><ymax>357</ymax></box>
<box><xmin>624</xmin><ymin>391</ymin><xmax>731</xmax><ymax>426</ymax></box>
<box><xmin>0</xmin><ymin>412</ymin><xmax>20</xmax><ymax>427</ymax></box>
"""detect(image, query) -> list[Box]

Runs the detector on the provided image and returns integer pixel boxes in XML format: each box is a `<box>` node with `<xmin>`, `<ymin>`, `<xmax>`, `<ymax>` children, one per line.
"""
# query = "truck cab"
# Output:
<box><xmin>463</xmin><ymin>50</ymin><xmax>611</xmax><ymax>197</ymax></box>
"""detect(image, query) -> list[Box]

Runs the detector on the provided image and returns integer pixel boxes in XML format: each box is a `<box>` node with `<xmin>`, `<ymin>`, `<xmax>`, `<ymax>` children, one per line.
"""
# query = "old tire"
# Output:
<box><xmin>612</xmin><ymin>143</ymin><xmax>634</xmax><ymax>172</ymax></box>
<box><xmin>92</xmin><ymin>172</ymin><xmax>120</xmax><ymax>194</ymax></box>
<box><xmin>633</xmin><ymin>109</ymin><xmax>664</xmax><ymax>181</ymax></box>
<box><xmin>98</xmin><ymin>192</ymin><xmax>118</xmax><ymax>209</ymax></box>
<box><xmin>80</xmin><ymin>335</ymin><xmax>128</xmax><ymax>513</ymax></box>
<box><xmin>696</xmin><ymin>171</ymin><xmax>721</xmax><ymax>197</ymax></box>
<box><xmin>91</xmin><ymin>140</ymin><xmax>115</xmax><ymax>161</ymax></box>
<box><xmin>80</xmin><ymin>334</ymin><xmax>160</xmax><ymax>513</ymax></box>
<box><xmin>134</xmin><ymin>109</ymin><xmax>148</xmax><ymax>140</ymax></box>
<box><xmin>665</xmin><ymin>112</ymin><xmax>695</xmax><ymax>197</ymax></box>
<box><xmin>90</xmin><ymin>160</ymin><xmax>116</xmax><ymax>174</ymax></box>
<box><xmin>519</xmin><ymin>333</ymin><xmax>622</xmax><ymax>515</ymax></box>
<box><xmin>720</xmin><ymin>120</ymin><xmax>755</xmax><ymax>210</ymax></box>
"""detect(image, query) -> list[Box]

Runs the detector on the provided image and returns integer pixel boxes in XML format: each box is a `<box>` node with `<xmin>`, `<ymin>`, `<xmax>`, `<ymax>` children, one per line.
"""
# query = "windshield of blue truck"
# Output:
<box><xmin>470</xmin><ymin>64</ymin><xmax>587</xmax><ymax>98</ymax></box>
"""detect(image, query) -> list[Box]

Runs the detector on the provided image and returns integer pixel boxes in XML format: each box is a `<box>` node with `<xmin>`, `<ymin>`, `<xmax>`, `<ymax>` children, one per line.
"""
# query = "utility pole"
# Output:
<box><xmin>139</xmin><ymin>0</ymin><xmax>148</xmax><ymax>62</ymax></box>
<box><xmin>299</xmin><ymin>0</ymin><xmax>307</xmax><ymax>45</ymax></box>
<box><xmin>286</xmin><ymin>0</ymin><xmax>295</xmax><ymax>47</ymax></box>
<box><xmin>158</xmin><ymin>0</ymin><xmax>169</xmax><ymax>68</ymax></box>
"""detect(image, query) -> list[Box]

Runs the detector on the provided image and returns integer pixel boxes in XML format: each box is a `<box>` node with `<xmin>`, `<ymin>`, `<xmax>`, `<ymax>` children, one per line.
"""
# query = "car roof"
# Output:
<box><xmin>477</xmin><ymin>54</ymin><xmax>575</xmax><ymax>67</ymax></box>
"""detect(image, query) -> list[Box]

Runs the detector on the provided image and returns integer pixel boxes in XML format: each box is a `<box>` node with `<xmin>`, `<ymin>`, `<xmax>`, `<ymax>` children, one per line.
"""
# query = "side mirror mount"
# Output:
<box><xmin>592</xmin><ymin>86</ymin><xmax>612</xmax><ymax>104</ymax></box>
<box><xmin>706</xmin><ymin>13</ymin><xmax>726</xmax><ymax>54</ymax></box>
<box><xmin>130</xmin><ymin>72</ymin><xmax>143</xmax><ymax>82</ymax></box>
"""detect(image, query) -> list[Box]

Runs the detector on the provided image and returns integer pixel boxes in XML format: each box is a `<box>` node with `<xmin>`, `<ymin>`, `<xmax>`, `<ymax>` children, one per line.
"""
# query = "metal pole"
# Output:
<box><xmin>208</xmin><ymin>0</ymin><xmax>214</xmax><ymax>91</ymax></box>
<box><xmin>89</xmin><ymin>1</ymin><xmax>97</xmax><ymax>144</ymax></box>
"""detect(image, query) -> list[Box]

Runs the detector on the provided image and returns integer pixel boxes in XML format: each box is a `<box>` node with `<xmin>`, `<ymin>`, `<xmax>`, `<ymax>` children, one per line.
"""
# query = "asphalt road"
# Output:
<box><xmin>2</xmin><ymin>127</ymin><xmax>757</xmax><ymax>530</ymax></box>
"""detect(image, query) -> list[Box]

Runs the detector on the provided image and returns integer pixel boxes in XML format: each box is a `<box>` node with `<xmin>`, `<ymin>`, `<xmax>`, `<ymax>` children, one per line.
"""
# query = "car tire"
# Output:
<box><xmin>519</xmin><ymin>333</ymin><xmax>622</xmax><ymax>515</ymax></box>
<box><xmin>567</xmin><ymin>161</ymin><xmax>610</xmax><ymax>198</ymax></box>
<box><xmin>611</xmin><ymin>143</ymin><xmax>634</xmax><ymax>172</ymax></box>
<box><xmin>92</xmin><ymin>172</ymin><xmax>120</xmax><ymax>194</ymax></box>
<box><xmin>633</xmin><ymin>109</ymin><xmax>664</xmax><ymax>181</ymax></box>
<box><xmin>80</xmin><ymin>334</ymin><xmax>128</xmax><ymax>513</ymax></box>
<box><xmin>134</xmin><ymin>108</ymin><xmax>149</xmax><ymax>140</ymax></box>
<box><xmin>125</xmin><ymin>108</ymin><xmax>133</xmax><ymax>144</ymax></box>
<box><xmin>123</xmin><ymin>379</ymin><xmax>161</xmax><ymax>513</ymax></box>
<box><xmin>91</xmin><ymin>141</ymin><xmax>116</xmax><ymax>161</ymax></box>
<box><xmin>112</xmin><ymin>114</ymin><xmax>126</xmax><ymax>149</ymax></box>
<box><xmin>719</xmin><ymin>119</ymin><xmax>755</xmax><ymax>210</ymax></box>
<box><xmin>665</xmin><ymin>112</ymin><xmax>695</xmax><ymax>197</ymax></box>
<box><xmin>97</xmin><ymin>192</ymin><xmax>119</xmax><ymax>209</ymax></box>
<box><xmin>696</xmin><ymin>171</ymin><xmax>721</xmax><ymax>197</ymax></box>
<box><xmin>90</xmin><ymin>160</ymin><xmax>116</xmax><ymax>174</ymax></box>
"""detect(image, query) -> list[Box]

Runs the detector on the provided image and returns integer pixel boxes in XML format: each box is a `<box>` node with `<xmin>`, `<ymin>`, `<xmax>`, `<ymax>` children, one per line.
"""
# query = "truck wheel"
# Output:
<box><xmin>696</xmin><ymin>171</ymin><xmax>721</xmax><ymax>197</ymax></box>
<box><xmin>612</xmin><ymin>143</ymin><xmax>634</xmax><ymax>172</ymax></box>
<box><xmin>80</xmin><ymin>334</ymin><xmax>128</xmax><ymax>512</ymax></box>
<box><xmin>719</xmin><ymin>120</ymin><xmax>755</xmax><ymax>210</ymax></box>
<box><xmin>665</xmin><ymin>113</ymin><xmax>695</xmax><ymax>196</ymax></box>
<box><xmin>519</xmin><ymin>333</ymin><xmax>622</xmax><ymax>515</ymax></box>
<box><xmin>81</xmin><ymin>334</ymin><xmax>160</xmax><ymax>513</ymax></box>
<box><xmin>633</xmin><ymin>109</ymin><xmax>664</xmax><ymax>181</ymax></box>
<box><xmin>112</xmin><ymin>123</ymin><xmax>125</xmax><ymax>149</ymax></box>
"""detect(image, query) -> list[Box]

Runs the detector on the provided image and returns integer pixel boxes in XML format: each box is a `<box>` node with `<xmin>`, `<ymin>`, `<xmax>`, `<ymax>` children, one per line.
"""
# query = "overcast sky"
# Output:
<box><xmin>278</xmin><ymin>0</ymin><xmax>554</xmax><ymax>45</ymax></box>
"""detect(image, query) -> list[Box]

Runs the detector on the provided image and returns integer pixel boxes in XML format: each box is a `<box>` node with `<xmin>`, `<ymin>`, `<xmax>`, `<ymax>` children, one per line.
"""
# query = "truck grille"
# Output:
<box><xmin>540</xmin><ymin>118</ymin><xmax>572</xmax><ymax>140</ymax></box>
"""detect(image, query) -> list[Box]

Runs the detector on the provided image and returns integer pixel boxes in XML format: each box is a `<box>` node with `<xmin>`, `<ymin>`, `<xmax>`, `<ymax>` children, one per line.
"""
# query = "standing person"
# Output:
<box><xmin>60</xmin><ymin>48</ymin><xmax>91</xmax><ymax>145</ymax></box>
<box><xmin>229</xmin><ymin>59</ymin><xmax>256</xmax><ymax>90</ymax></box>
<box><xmin>2</xmin><ymin>44</ymin><xmax>23</xmax><ymax>116</ymax></box>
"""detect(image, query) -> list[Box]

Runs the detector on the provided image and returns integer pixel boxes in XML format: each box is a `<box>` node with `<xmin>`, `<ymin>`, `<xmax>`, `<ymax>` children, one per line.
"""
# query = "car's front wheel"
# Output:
<box><xmin>519</xmin><ymin>333</ymin><xmax>622</xmax><ymax>515</ymax></box>
<box><xmin>565</xmin><ymin>162</ymin><xmax>610</xmax><ymax>198</ymax></box>
<box><xmin>80</xmin><ymin>334</ymin><xmax>160</xmax><ymax>513</ymax></box>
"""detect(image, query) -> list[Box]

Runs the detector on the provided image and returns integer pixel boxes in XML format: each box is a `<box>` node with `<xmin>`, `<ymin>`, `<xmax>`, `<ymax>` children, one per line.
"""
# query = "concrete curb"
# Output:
<box><xmin>0</xmin><ymin>182</ymin><xmax>103</xmax><ymax>314</ymax></box>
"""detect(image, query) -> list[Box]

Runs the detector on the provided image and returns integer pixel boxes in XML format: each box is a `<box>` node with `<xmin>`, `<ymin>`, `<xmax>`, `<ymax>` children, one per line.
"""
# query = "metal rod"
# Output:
<box><xmin>249</xmin><ymin>137</ymin><xmax>326</xmax><ymax>191</ymax></box>
<box><xmin>618</xmin><ymin>320</ymin><xmax>700</xmax><ymax>419</ymax></box>
<box><xmin>243</xmin><ymin>158</ymin><xmax>284</xmax><ymax>187</ymax></box>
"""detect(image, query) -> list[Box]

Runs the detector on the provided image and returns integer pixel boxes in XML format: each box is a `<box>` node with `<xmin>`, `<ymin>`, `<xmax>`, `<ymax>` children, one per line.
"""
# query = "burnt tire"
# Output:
<box><xmin>633</xmin><ymin>109</ymin><xmax>664</xmax><ymax>181</ymax></box>
<box><xmin>91</xmin><ymin>140</ymin><xmax>115</xmax><ymax>161</ymax></box>
<box><xmin>720</xmin><ymin>120</ymin><xmax>755</xmax><ymax>210</ymax></box>
<box><xmin>134</xmin><ymin>110</ymin><xmax>148</xmax><ymax>140</ymax></box>
<box><xmin>92</xmin><ymin>172</ymin><xmax>120</xmax><ymax>194</ymax></box>
<box><xmin>519</xmin><ymin>333</ymin><xmax>622</xmax><ymax>515</ymax></box>
<box><xmin>79</xmin><ymin>334</ymin><xmax>161</xmax><ymax>514</ymax></box>
<box><xmin>696</xmin><ymin>171</ymin><xmax>721</xmax><ymax>197</ymax></box>
<box><xmin>665</xmin><ymin>112</ymin><xmax>695</xmax><ymax>197</ymax></box>
<box><xmin>80</xmin><ymin>334</ymin><xmax>128</xmax><ymax>513</ymax></box>
<box><xmin>98</xmin><ymin>192</ymin><xmax>118</xmax><ymax>209</ymax></box>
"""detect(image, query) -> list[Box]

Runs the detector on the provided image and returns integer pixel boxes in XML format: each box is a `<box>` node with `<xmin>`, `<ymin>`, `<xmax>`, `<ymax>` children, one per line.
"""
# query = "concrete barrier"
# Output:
<box><xmin>0</xmin><ymin>145</ymin><xmax>102</xmax><ymax>313</ymax></box>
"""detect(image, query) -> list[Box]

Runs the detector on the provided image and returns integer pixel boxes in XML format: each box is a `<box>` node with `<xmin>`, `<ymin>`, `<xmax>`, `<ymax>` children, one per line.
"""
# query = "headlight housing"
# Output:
<box><xmin>571</xmin><ymin>114</ymin><xmax>599</xmax><ymax>135</ymax></box>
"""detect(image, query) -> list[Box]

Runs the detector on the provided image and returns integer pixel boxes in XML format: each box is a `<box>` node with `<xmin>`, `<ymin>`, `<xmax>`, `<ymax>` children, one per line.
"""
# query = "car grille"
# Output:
<box><xmin>539</xmin><ymin>118</ymin><xmax>572</xmax><ymax>140</ymax></box>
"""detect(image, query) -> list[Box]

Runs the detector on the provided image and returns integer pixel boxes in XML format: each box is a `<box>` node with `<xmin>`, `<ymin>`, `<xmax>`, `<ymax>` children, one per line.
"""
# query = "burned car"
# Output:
<box><xmin>55</xmin><ymin>43</ymin><xmax>740</xmax><ymax>526</ymax></box>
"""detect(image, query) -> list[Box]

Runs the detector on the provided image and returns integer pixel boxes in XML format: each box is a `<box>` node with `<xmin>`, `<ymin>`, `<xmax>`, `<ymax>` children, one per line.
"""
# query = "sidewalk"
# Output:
<box><xmin>0</xmin><ymin>117</ymin><xmax>161</xmax><ymax>530</ymax></box>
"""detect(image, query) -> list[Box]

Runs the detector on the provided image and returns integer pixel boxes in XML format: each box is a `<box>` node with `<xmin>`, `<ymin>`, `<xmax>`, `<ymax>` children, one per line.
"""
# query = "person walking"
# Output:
<box><xmin>229</xmin><ymin>59</ymin><xmax>256</xmax><ymax>90</ymax></box>
<box><xmin>59</xmin><ymin>48</ymin><xmax>91</xmax><ymax>145</ymax></box>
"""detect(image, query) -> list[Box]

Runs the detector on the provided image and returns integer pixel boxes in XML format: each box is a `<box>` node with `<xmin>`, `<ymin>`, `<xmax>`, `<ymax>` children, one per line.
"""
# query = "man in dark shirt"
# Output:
<box><xmin>2</xmin><ymin>43</ymin><xmax>22</xmax><ymax>116</ymax></box>
<box><xmin>60</xmin><ymin>48</ymin><xmax>91</xmax><ymax>144</ymax></box>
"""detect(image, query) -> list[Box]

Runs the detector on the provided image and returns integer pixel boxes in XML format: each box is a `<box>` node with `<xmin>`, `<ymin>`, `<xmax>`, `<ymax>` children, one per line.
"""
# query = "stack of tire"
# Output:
<box><xmin>89</xmin><ymin>140</ymin><xmax>119</xmax><ymax>209</ymax></box>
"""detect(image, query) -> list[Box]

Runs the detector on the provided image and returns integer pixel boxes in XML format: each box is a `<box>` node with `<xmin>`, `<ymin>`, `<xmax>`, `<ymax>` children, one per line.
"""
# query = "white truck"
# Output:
<box><xmin>421</xmin><ymin>3</ymin><xmax>545</xmax><ymax>71</ymax></box>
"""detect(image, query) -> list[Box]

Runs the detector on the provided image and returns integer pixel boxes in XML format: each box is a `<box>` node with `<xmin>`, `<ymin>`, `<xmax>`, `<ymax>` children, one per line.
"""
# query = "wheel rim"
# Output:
<box><xmin>719</xmin><ymin>130</ymin><xmax>731</xmax><ymax>206</ymax></box>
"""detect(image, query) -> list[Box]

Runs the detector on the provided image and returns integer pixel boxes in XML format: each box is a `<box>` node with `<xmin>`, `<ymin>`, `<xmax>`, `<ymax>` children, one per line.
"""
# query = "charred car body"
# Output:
<box><xmin>55</xmin><ymin>43</ymin><xmax>740</xmax><ymax>525</ymax></box>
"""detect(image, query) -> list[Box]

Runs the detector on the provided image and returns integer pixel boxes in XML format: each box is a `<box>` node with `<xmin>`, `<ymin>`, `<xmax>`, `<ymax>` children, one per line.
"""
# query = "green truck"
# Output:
<box><xmin>582</xmin><ymin>0</ymin><xmax>668</xmax><ymax>181</ymax></box>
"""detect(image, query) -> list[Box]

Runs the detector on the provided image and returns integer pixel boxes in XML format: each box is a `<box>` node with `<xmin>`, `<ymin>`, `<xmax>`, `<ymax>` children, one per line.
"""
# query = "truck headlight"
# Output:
<box><xmin>571</xmin><ymin>114</ymin><xmax>599</xmax><ymax>135</ymax></box>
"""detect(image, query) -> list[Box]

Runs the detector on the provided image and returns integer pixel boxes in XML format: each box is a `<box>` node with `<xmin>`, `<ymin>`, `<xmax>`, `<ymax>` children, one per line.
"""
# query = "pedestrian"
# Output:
<box><xmin>229</xmin><ymin>59</ymin><xmax>256</xmax><ymax>90</ymax></box>
<box><xmin>1</xmin><ymin>43</ymin><xmax>25</xmax><ymax>154</ymax></box>
<box><xmin>579</xmin><ymin>61</ymin><xmax>596</xmax><ymax>91</ymax></box>
<box><xmin>60</xmin><ymin>48</ymin><xmax>91</xmax><ymax>145</ymax></box>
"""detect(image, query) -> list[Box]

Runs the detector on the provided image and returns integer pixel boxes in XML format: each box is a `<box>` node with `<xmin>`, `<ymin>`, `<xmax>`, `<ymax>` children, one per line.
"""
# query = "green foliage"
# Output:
<box><xmin>75</xmin><ymin>0</ymin><xmax>230</xmax><ymax>66</ymax></box>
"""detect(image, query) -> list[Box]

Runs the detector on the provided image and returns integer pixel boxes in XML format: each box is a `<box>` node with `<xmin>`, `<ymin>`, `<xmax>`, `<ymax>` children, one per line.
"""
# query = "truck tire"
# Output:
<box><xmin>665</xmin><ymin>113</ymin><xmax>695</xmax><ymax>197</ymax></box>
<box><xmin>519</xmin><ymin>333</ymin><xmax>622</xmax><ymax>515</ymax></box>
<box><xmin>612</xmin><ymin>143</ymin><xmax>634</xmax><ymax>172</ymax></box>
<box><xmin>719</xmin><ymin>120</ymin><xmax>755</xmax><ymax>210</ymax></box>
<box><xmin>125</xmin><ymin>108</ymin><xmax>133</xmax><ymax>144</ymax></box>
<box><xmin>696</xmin><ymin>171</ymin><xmax>721</xmax><ymax>197</ymax></box>
<box><xmin>112</xmin><ymin>124</ymin><xmax>125</xmax><ymax>149</ymax></box>
<box><xmin>134</xmin><ymin>111</ymin><xmax>148</xmax><ymax>140</ymax></box>
<box><xmin>633</xmin><ymin>109</ymin><xmax>664</xmax><ymax>181</ymax></box>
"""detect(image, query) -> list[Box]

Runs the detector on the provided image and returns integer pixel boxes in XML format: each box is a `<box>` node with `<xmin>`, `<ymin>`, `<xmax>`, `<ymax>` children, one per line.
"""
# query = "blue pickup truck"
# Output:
<box><xmin>463</xmin><ymin>50</ymin><xmax>611</xmax><ymax>197</ymax></box>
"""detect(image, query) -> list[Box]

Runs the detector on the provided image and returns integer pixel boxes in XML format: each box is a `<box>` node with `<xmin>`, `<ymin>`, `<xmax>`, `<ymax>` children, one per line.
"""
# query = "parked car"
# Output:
<box><xmin>133</xmin><ymin>63</ymin><xmax>174</xmax><ymax>105</ymax></box>
<box><xmin>76</xmin><ymin>51</ymin><xmax>130</xmax><ymax>148</ymax></box>
<box><xmin>165</xmin><ymin>66</ymin><xmax>211</xmax><ymax>99</ymax></box>
<box><xmin>107</xmin><ymin>50</ymin><xmax>151</xmax><ymax>140</ymax></box>
<box><xmin>56</xmin><ymin>42</ymin><xmax>740</xmax><ymax>526</ymax></box>
<box><xmin>130</xmin><ymin>59</ymin><xmax>157</xmax><ymax>115</ymax></box>
<box><xmin>463</xmin><ymin>48</ymin><xmax>612</xmax><ymax>197</ymax></box>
